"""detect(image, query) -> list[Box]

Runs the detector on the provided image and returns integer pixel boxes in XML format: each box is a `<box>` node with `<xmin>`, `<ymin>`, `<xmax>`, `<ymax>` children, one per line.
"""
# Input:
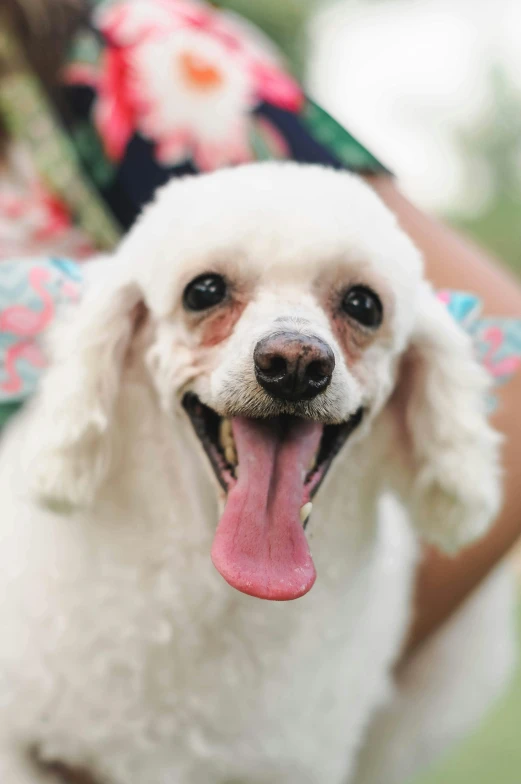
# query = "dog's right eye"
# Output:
<box><xmin>341</xmin><ymin>286</ymin><xmax>383</xmax><ymax>329</ymax></box>
<box><xmin>183</xmin><ymin>274</ymin><xmax>227</xmax><ymax>312</ymax></box>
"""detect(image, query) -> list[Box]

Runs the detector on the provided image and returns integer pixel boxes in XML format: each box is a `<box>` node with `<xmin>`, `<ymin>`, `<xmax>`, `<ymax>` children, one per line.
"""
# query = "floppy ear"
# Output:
<box><xmin>388</xmin><ymin>283</ymin><xmax>502</xmax><ymax>553</ymax></box>
<box><xmin>26</xmin><ymin>270</ymin><xmax>145</xmax><ymax>511</ymax></box>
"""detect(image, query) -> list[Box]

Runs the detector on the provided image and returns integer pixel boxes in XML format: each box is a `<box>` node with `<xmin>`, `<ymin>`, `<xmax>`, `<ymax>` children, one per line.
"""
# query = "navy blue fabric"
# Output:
<box><xmin>61</xmin><ymin>68</ymin><xmax>386</xmax><ymax>233</ymax></box>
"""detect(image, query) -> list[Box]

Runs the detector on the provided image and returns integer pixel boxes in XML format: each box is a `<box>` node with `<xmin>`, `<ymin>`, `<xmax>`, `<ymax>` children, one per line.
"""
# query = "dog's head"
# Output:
<box><xmin>30</xmin><ymin>164</ymin><xmax>501</xmax><ymax>601</ymax></box>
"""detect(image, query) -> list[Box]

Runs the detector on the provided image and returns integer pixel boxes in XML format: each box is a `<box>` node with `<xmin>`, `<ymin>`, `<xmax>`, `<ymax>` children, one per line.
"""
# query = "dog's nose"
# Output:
<box><xmin>254</xmin><ymin>332</ymin><xmax>335</xmax><ymax>402</ymax></box>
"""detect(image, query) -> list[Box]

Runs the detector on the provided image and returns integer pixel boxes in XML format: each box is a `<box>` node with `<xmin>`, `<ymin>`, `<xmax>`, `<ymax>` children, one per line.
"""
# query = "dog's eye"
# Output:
<box><xmin>342</xmin><ymin>286</ymin><xmax>383</xmax><ymax>329</ymax></box>
<box><xmin>183</xmin><ymin>274</ymin><xmax>227</xmax><ymax>312</ymax></box>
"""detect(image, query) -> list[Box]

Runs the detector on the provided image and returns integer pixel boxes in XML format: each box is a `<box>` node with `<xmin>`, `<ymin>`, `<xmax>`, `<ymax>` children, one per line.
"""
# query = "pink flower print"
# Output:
<box><xmin>1</xmin><ymin>342</ymin><xmax>46</xmax><ymax>396</ymax></box>
<box><xmin>0</xmin><ymin>267</ymin><xmax>55</xmax><ymax>337</ymax></box>
<box><xmin>481</xmin><ymin>326</ymin><xmax>521</xmax><ymax>379</ymax></box>
<box><xmin>66</xmin><ymin>0</ymin><xmax>303</xmax><ymax>170</ymax></box>
<box><xmin>0</xmin><ymin>182</ymin><xmax>94</xmax><ymax>261</ymax></box>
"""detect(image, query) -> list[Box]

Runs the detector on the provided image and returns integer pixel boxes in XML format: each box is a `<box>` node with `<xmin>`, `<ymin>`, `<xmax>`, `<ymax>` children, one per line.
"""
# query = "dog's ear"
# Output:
<box><xmin>26</xmin><ymin>268</ymin><xmax>145</xmax><ymax>511</ymax></box>
<box><xmin>387</xmin><ymin>283</ymin><xmax>501</xmax><ymax>553</ymax></box>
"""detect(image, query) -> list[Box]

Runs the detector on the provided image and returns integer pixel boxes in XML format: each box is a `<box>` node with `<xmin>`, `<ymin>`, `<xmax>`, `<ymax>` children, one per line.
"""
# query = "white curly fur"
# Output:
<box><xmin>0</xmin><ymin>163</ymin><xmax>514</xmax><ymax>784</ymax></box>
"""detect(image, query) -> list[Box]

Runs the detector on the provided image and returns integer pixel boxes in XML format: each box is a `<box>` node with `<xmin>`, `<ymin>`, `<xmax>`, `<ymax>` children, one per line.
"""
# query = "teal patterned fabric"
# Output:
<box><xmin>0</xmin><ymin>259</ymin><xmax>82</xmax><ymax>412</ymax></box>
<box><xmin>438</xmin><ymin>290</ymin><xmax>521</xmax><ymax>412</ymax></box>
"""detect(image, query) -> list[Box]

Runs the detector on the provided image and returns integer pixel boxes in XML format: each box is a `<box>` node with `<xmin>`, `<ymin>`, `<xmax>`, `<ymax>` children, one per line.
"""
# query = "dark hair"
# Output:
<box><xmin>0</xmin><ymin>0</ymin><xmax>89</xmax><ymax>153</ymax></box>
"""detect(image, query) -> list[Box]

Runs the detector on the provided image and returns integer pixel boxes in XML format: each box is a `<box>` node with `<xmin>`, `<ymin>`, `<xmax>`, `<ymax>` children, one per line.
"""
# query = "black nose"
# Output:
<box><xmin>254</xmin><ymin>332</ymin><xmax>335</xmax><ymax>402</ymax></box>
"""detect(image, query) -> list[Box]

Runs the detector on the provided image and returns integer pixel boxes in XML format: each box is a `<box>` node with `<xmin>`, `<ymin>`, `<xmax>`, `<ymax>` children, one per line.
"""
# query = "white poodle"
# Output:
<box><xmin>0</xmin><ymin>163</ymin><xmax>515</xmax><ymax>784</ymax></box>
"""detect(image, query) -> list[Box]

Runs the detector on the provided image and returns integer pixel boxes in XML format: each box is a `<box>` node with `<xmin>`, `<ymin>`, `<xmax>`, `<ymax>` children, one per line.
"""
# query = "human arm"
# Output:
<box><xmin>366</xmin><ymin>174</ymin><xmax>521</xmax><ymax>659</ymax></box>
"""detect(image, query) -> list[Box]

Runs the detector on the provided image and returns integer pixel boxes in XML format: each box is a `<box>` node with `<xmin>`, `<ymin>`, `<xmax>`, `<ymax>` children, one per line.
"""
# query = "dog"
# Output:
<box><xmin>0</xmin><ymin>163</ymin><xmax>515</xmax><ymax>784</ymax></box>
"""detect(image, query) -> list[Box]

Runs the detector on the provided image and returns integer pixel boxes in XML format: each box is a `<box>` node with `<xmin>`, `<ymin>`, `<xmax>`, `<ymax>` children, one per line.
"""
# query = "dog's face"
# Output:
<box><xmin>32</xmin><ymin>164</ymin><xmax>500</xmax><ymax>604</ymax></box>
<box><xmin>124</xmin><ymin>164</ymin><xmax>423</xmax><ymax>600</ymax></box>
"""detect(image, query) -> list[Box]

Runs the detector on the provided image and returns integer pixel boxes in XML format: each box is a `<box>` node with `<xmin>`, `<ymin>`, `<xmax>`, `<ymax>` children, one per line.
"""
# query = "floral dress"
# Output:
<box><xmin>0</xmin><ymin>0</ymin><xmax>520</xmax><ymax>429</ymax></box>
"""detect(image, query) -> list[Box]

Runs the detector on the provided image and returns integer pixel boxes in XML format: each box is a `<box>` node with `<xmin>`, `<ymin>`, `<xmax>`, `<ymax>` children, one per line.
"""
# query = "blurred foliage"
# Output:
<box><xmin>218</xmin><ymin>2</ymin><xmax>521</xmax><ymax>280</ymax></box>
<box><xmin>216</xmin><ymin>0</ymin><xmax>322</xmax><ymax>76</ymax></box>
<box><xmin>446</xmin><ymin>68</ymin><xmax>521</xmax><ymax>274</ymax></box>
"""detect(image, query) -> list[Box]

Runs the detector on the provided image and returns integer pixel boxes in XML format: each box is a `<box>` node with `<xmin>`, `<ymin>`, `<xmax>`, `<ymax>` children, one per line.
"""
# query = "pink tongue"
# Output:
<box><xmin>211</xmin><ymin>417</ymin><xmax>323</xmax><ymax>601</ymax></box>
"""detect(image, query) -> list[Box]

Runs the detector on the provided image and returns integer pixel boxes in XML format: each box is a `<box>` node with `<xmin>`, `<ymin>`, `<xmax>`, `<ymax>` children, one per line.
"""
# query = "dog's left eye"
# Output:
<box><xmin>184</xmin><ymin>274</ymin><xmax>227</xmax><ymax>312</ymax></box>
<box><xmin>341</xmin><ymin>286</ymin><xmax>383</xmax><ymax>329</ymax></box>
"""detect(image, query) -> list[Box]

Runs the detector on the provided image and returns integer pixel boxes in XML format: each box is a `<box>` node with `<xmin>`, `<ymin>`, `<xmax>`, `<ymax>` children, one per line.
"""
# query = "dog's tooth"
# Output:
<box><xmin>219</xmin><ymin>418</ymin><xmax>232</xmax><ymax>445</ymax></box>
<box><xmin>300</xmin><ymin>503</ymin><xmax>313</xmax><ymax>526</ymax></box>
<box><xmin>225</xmin><ymin>444</ymin><xmax>237</xmax><ymax>467</ymax></box>
<box><xmin>219</xmin><ymin>418</ymin><xmax>237</xmax><ymax>466</ymax></box>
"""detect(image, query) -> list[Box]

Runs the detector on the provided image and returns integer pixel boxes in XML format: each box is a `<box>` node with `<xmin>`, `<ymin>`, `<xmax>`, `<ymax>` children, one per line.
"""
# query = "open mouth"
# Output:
<box><xmin>183</xmin><ymin>394</ymin><xmax>364</xmax><ymax>602</ymax></box>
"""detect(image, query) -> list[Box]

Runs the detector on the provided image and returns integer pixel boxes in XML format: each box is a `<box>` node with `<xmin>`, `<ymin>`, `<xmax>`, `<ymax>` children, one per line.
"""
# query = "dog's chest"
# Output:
<box><xmin>31</xmin><ymin>555</ymin><xmax>390</xmax><ymax>783</ymax></box>
<box><xmin>11</xmin><ymin>496</ymin><xmax>413</xmax><ymax>784</ymax></box>
<box><xmin>0</xmin><ymin>414</ymin><xmax>416</xmax><ymax>784</ymax></box>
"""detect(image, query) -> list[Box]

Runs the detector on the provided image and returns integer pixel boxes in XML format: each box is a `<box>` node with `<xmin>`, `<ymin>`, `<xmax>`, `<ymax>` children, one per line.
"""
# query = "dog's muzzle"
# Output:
<box><xmin>253</xmin><ymin>332</ymin><xmax>335</xmax><ymax>402</ymax></box>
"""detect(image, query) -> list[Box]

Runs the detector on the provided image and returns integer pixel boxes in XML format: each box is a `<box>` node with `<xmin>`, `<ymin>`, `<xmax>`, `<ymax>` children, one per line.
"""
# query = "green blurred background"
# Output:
<box><xmin>221</xmin><ymin>0</ymin><xmax>521</xmax><ymax>781</ymax></box>
<box><xmin>223</xmin><ymin>0</ymin><xmax>521</xmax><ymax>275</ymax></box>
<box><xmin>412</xmin><ymin>606</ymin><xmax>521</xmax><ymax>784</ymax></box>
